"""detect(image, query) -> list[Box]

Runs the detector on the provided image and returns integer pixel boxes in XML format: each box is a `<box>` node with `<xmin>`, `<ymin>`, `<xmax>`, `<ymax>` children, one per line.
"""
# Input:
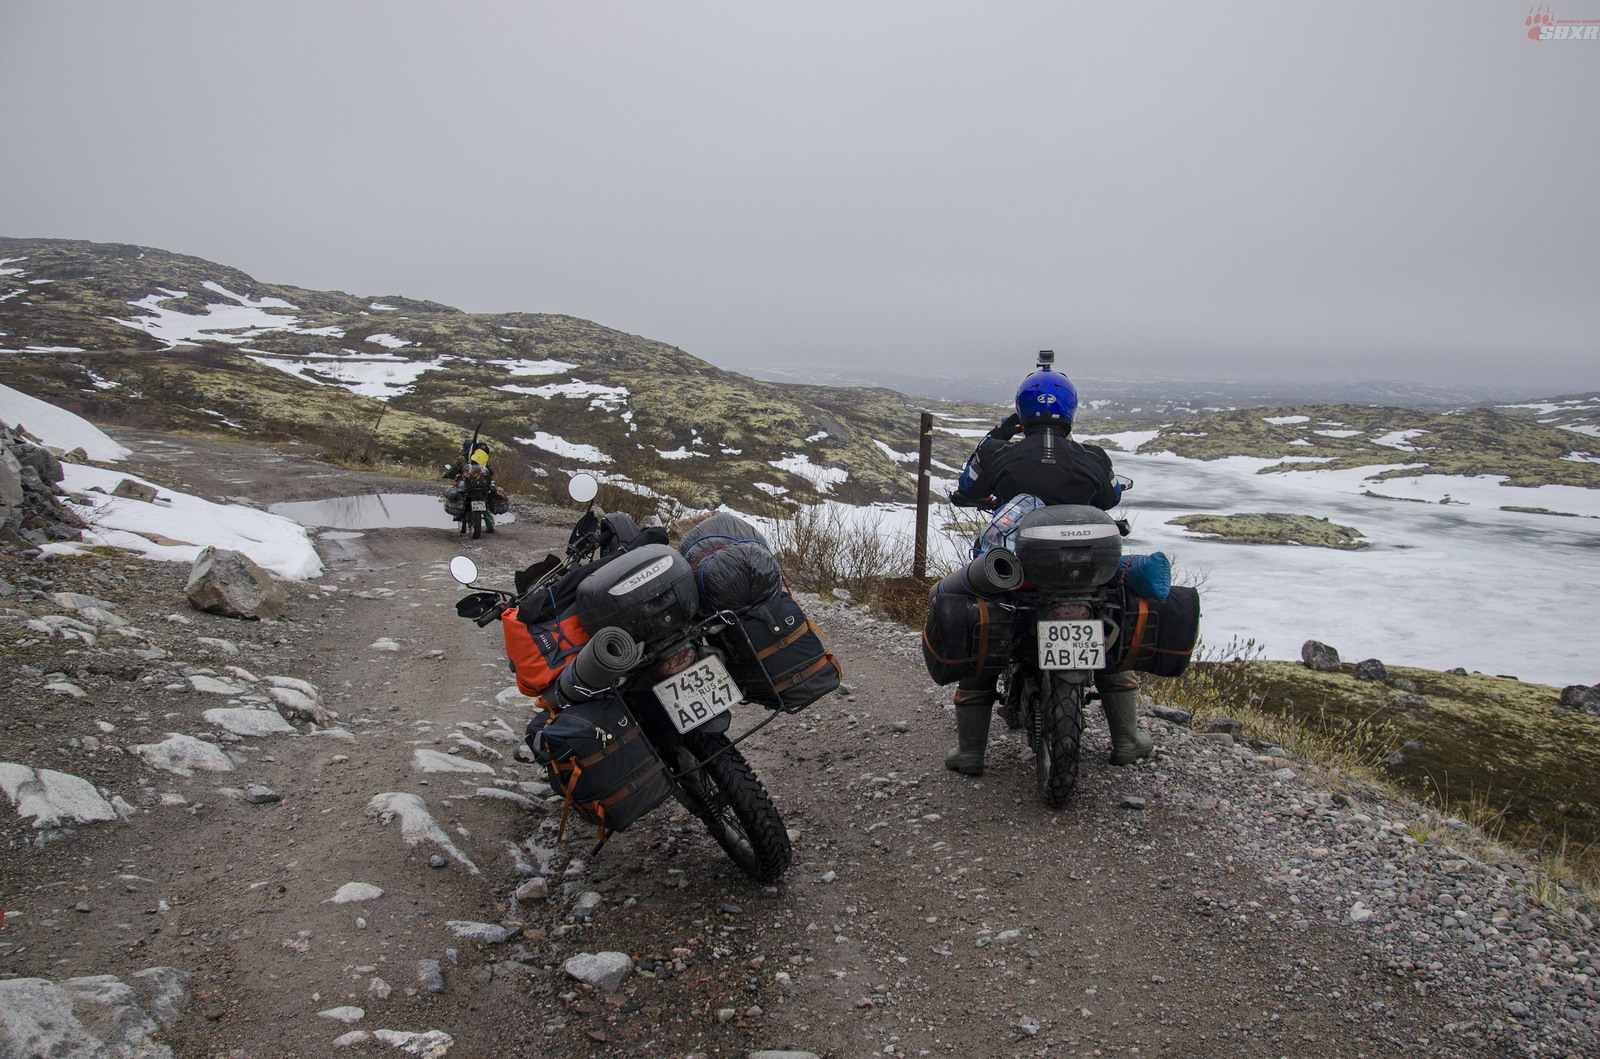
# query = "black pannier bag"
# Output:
<box><xmin>488</xmin><ymin>485</ymin><xmax>511</xmax><ymax>515</ymax></box>
<box><xmin>922</xmin><ymin>591</ymin><xmax>1017</xmax><ymax>685</ymax></box>
<box><xmin>679</xmin><ymin>512</ymin><xmax>784</xmax><ymax>611</ymax></box>
<box><xmin>443</xmin><ymin>484</ymin><xmax>466</xmax><ymax>518</ymax></box>
<box><xmin>715</xmin><ymin>589</ymin><xmax>841</xmax><ymax>712</ymax></box>
<box><xmin>527</xmin><ymin>694</ymin><xmax>674</xmax><ymax>844</ymax></box>
<box><xmin>1116</xmin><ymin>584</ymin><xmax>1201</xmax><ymax>678</ymax></box>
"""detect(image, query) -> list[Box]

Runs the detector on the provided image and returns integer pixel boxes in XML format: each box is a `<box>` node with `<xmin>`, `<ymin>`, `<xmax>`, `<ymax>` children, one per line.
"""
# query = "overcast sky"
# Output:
<box><xmin>2</xmin><ymin>1</ymin><xmax>1596</xmax><ymax>392</ymax></box>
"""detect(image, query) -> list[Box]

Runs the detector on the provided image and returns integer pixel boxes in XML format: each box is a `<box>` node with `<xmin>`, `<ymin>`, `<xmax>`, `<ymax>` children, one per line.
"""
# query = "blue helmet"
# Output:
<box><xmin>1015</xmin><ymin>368</ymin><xmax>1078</xmax><ymax>425</ymax></box>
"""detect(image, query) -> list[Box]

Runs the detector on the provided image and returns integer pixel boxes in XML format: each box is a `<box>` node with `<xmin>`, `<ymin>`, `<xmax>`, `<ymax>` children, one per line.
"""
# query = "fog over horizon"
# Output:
<box><xmin>2</xmin><ymin>1</ymin><xmax>1595</xmax><ymax>395</ymax></box>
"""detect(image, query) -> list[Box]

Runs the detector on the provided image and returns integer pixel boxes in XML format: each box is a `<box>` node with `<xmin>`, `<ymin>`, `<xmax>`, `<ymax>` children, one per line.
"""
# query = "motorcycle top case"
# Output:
<box><xmin>716</xmin><ymin>588</ymin><xmax>841</xmax><ymax>713</ymax></box>
<box><xmin>1014</xmin><ymin>505</ymin><xmax>1123</xmax><ymax>590</ymax></box>
<box><xmin>576</xmin><ymin>543</ymin><xmax>698</xmax><ymax>645</ymax></box>
<box><xmin>922</xmin><ymin>590</ymin><xmax>1017</xmax><ymax>686</ymax></box>
<box><xmin>1117</xmin><ymin>584</ymin><xmax>1201</xmax><ymax>678</ymax></box>
<box><xmin>526</xmin><ymin>694</ymin><xmax>674</xmax><ymax>843</ymax></box>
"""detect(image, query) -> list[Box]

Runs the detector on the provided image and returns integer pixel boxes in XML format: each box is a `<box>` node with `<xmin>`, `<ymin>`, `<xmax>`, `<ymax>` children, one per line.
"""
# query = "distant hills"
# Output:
<box><xmin>1</xmin><ymin>236</ymin><xmax>1595</xmax><ymax>510</ymax></box>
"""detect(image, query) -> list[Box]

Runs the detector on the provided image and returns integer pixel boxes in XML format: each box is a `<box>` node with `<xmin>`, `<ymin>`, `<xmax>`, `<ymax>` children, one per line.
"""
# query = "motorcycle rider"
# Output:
<box><xmin>945</xmin><ymin>352</ymin><xmax>1153</xmax><ymax>776</ymax></box>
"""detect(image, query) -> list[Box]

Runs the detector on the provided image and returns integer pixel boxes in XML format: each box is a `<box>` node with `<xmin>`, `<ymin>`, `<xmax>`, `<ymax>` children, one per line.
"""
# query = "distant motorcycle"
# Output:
<box><xmin>442</xmin><ymin>428</ymin><xmax>508</xmax><ymax>539</ymax></box>
<box><xmin>450</xmin><ymin>473</ymin><xmax>836</xmax><ymax>881</ymax></box>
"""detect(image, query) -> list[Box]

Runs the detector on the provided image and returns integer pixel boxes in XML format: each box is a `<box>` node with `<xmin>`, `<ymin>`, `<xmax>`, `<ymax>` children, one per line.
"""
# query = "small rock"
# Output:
<box><xmin>820</xmin><ymin>870</ymin><xmax>837</xmax><ymax>883</ymax></box>
<box><xmin>244</xmin><ymin>784</ymin><xmax>281</xmax><ymax>805</ymax></box>
<box><xmin>318</xmin><ymin>1005</ymin><xmax>365</xmax><ymax>1024</ymax></box>
<box><xmin>1348</xmin><ymin>902</ymin><xmax>1373</xmax><ymax>923</ymax></box>
<box><xmin>716</xmin><ymin>1007</ymin><xmax>736</xmax><ymax>1023</ymax></box>
<box><xmin>444</xmin><ymin>920</ymin><xmax>513</xmax><ymax>944</ymax></box>
<box><xmin>332</xmin><ymin>1031</ymin><xmax>371</xmax><ymax>1047</ymax></box>
<box><xmin>1120</xmin><ymin>795</ymin><xmax>1147</xmax><ymax>810</ymax></box>
<box><xmin>748</xmin><ymin>1053</ymin><xmax>822</xmax><ymax>1059</ymax></box>
<box><xmin>1300</xmin><ymin>640</ymin><xmax>1341</xmax><ymax>672</ymax></box>
<box><xmin>1352</xmin><ymin>658</ymin><xmax>1388</xmax><ymax>681</ymax></box>
<box><xmin>564</xmin><ymin>951</ymin><xmax>634</xmax><ymax>991</ymax></box>
<box><xmin>111</xmin><ymin>478</ymin><xmax>159</xmax><ymax>503</ymax></box>
<box><xmin>1391</xmin><ymin>676</ymin><xmax>1419</xmax><ymax>693</ymax></box>
<box><xmin>417</xmin><ymin>959</ymin><xmax>446</xmax><ymax>993</ymax></box>
<box><xmin>371</xmin><ymin>637</ymin><xmax>401</xmax><ymax>652</ymax></box>
<box><xmin>888</xmin><ymin>721</ymin><xmax>909</xmax><ymax>734</ymax></box>
<box><xmin>1208</xmin><ymin>718</ymin><xmax>1243</xmax><ymax>737</ymax></box>
<box><xmin>572</xmin><ymin>892</ymin><xmax>604</xmax><ymax>921</ymax></box>
<box><xmin>514</xmin><ymin>877</ymin><xmax>548</xmax><ymax>902</ymax></box>
<box><xmin>1200</xmin><ymin>732</ymin><xmax>1235</xmax><ymax>748</ymax></box>
<box><xmin>1271</xmin><ymin>767</ymin><xmax>1297</xmax><ymax>781</ymax></box>
<box><xmin>366</xmin><ymin>977</ymin><xmax>391</xmax><ymax>1000</ymax></box>
<box><xmin>1559</xmin><ymin>685</ymin><xmax>1589</xmax><ymax>709</ymax></box>
<box><xmin>428</xmin><ymin>854</ymin><xmax>447</xmax><ymax>869</ymax></box>
<box><xmin>721</xmin><ymin>902</ymin><xmax>742</xmax><ymax>915</ymax></box>
<box><xmin>327</xmin><ymin>882</ymin><xmax>383</xmax><ymax>904</ymax></box>
<box><xmin>1147</xmin><ymin>704</ymin><xmax>1191</xmax><ymax>725</ymax></box>
<box><xmin>746</xmin><ymin>1004</ymin><xmax>764</xmax><ymax>1017</ymax></box>
<box><xmin>1014</xmin><ymin>1015</ymin><xmax>1041</xmax><ymax>1037</ymax></box>
<box><xmin>1390</xmin><ymin>693</ymin><xmax>1428</xmax><ymax>709</ymax></box>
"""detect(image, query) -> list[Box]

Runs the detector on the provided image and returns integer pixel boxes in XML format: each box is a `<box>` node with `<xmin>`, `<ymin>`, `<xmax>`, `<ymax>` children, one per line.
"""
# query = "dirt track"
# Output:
<box><xmin>0</xmin><ymin>430</ymin><xmax>1559</xmax><ymax>1058</ymax></box>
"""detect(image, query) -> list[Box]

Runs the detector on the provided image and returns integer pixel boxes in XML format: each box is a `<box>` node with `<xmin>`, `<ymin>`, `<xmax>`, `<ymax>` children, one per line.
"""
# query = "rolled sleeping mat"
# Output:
<box><xmin>557</xmin><ymin>626</ymin><xmax>642</xmax><ymax>703</ymax></box>
<box><xmin>933</xmin><ymin>547</ymin><xmax>1023</xmax><ymax>598</ymax></box>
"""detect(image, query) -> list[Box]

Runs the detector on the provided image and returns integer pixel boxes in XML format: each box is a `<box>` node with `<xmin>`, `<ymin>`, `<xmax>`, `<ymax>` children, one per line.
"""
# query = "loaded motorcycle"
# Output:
<box><xmin>923</xmin><ymin>484</ymin><xmax>1200</xmax><ymax>807</ymax></box>
<box><xmin>442</xmin><ymin>427</ymin><xmax>509</xmax><ymax>539</ymax></box>
<box><xmin>451</xmin><ymin>474</ymin><xmax>838</xmax><ymax>881</ymax></box>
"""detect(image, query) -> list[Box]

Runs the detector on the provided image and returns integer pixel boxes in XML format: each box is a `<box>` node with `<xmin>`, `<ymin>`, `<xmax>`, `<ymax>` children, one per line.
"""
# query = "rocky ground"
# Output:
<box><xmin>2</xmin><ymin>430</ymin><xmax>1597</xmax><ymax>1058</ymax></box>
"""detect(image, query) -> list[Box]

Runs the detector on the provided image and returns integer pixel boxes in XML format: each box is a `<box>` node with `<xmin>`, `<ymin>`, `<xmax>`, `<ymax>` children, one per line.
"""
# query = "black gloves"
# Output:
<box><xmin>991</xmin><ymin>413</ymin><xmax>1022</xmax><ymax>441</ymax></box>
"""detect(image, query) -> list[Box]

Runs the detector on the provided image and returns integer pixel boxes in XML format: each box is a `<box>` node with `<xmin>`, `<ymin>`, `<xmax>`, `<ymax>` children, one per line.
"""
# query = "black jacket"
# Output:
<box><xmin>950</xmin><ymin>422</ymin><xmax>1118</xmax><ymax>510</ymax></box>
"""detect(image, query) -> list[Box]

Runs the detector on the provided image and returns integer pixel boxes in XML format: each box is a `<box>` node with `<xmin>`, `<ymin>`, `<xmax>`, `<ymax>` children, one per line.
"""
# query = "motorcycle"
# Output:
<box><xmin>442</xmin><ymin>425</ymin><xmax>508</xmax><ymax>539</ymax></box>
<box><xmin>448</xmin><ymin>473</ymin><xmax>794</xmax><ymax>882</ymax></box>
<box><xmin>928</xmin><ymin>475</ymin><xmax>1200</xmax><ymax>807</ymax></box>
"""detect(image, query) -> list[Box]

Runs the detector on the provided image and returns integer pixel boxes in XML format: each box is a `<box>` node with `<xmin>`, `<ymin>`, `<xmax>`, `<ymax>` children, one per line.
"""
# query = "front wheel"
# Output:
<box><xmin>469</xmin><ymin>510</ymin><xmax>483</xmax><ymax>539</ymax></box>
<box><xmin>1036</xmin><ymin>674</ymin><xmax>1085</xmax><ymax>808</ymax></box>
<box><xmin>677</xmin><ymin>731</ymin><xmax>791</xmax><ymax>882</ymax></box>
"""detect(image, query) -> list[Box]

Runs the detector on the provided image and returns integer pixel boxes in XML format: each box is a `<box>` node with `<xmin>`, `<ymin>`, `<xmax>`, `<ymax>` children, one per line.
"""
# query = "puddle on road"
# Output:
<box><xmin>269</xmin><ymin>493</ymin><xmax>516</xmax><ymax>531</ymax></box>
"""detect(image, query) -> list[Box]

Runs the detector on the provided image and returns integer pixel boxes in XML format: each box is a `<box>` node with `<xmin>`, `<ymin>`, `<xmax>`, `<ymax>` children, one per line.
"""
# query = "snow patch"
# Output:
<box><xmin>490</xmin><ymin>357</ymin><xmax>577</xmax><ymax>377</ymax></box>
<box><xmin>0</xmin><ymin>383</ymin><xmax>129</xmax><ymax>460</ymax></box>
<box><xmin>364</xmin><ymin>333</ymin><xmax>410</xmax><ymax>349</ymax></box>
<box><xmin>1263</xmin><ymin>415</ymin><xmax>1311</xmax><ymax>425</ymax></box>
<box><xmin>768</xmin><ymin>454</ymin><xmax>848</xmax><ymax>494</ymax></box>
<box><xmin>516</xmin><ymin>432</ymin><xmax>612</xmax><ymax>464</ymax></box>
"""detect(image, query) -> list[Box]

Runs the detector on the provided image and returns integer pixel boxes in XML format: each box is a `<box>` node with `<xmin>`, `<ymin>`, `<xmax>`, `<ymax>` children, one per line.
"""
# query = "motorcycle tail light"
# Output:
<box><xmin>1048</xmin><ymin>603</ymin><xmax>1092</xmax><ymax>620</ymax></box>
<box><xmin>654</xmin><ymin>646</ymin><xmax>696</xmax><ymax>679</ymax></box>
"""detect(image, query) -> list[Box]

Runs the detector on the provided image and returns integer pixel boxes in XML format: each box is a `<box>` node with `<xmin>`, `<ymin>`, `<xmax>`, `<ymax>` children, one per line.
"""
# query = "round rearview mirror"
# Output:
<box><xmin>449</xmin><ymin>555</ymin><xmax>479</xmax><ymax>585</ymax></box>
<box><xmin>568</xmin><ymin>472</ymin><xmax>599</xmax><ymax>504</ymax></box>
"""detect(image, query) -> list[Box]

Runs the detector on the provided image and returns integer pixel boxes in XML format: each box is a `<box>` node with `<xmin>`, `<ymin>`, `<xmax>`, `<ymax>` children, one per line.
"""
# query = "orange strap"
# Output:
<box><xmin>772</xmin><ymin>653</ymin><xmax>841</xmax><ymax>694</ymax></box>
<box><xmin>1119</xmin><ymin>598</ymin><xmax>1150</xmax><ymax>672</ymax></box>
<box><xmin>755</xmin><ymin>620</ymin><xmax>821</xmax><ymax>661</ymax></box>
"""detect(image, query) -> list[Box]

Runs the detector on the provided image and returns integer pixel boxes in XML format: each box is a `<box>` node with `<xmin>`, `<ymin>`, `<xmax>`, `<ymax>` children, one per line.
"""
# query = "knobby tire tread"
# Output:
<box><xmin>1038</xmin><ymin>675</ymin><xmax>1084</xmax><ymax>808</ymax></box>
<box><xmin>682</xmin><ymin>731</ymin><xmax>792</xmax><ymax>882</ymax></box>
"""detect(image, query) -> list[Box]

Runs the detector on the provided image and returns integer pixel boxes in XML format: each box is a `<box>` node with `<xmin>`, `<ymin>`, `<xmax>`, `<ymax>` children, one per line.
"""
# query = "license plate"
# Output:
<box><xmin>1037</xmin><ymin>619</ymin><xmax>1106</xmax><ymax>670</ymax></box>
<box><xmin>653</xmin><ymin>655</ymin><xmax>741</xmax><ymax>734</ymax></box>
<box><xmin>470</xmin><ymin>500</ymin><xmax>487</xmax><ymax>512</ymax></box>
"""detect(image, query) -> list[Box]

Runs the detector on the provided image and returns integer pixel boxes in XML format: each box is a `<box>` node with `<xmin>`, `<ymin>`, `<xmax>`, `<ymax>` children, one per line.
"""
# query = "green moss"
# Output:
<box><xmin>1168</xmin><ymin>512</ymin><xmax>1368</xmax><ymax>549</ymax></box>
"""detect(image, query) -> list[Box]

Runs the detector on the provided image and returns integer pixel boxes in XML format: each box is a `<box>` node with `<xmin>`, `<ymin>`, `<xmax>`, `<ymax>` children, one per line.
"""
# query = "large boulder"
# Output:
<box><xmin>0</xmin><ymin>447</ymin><xmax>23</xmax><ymax>509</ymax></box>
<box><xmin>185</xmin><ymin>546</ymin><xmax>288</xmax><ymax>620</ymax></box>
<box><xmin>12</xmin><ymin>440</ymin><xmax>64</xmax><ymax>484</ymax></box>
<box><xmin>1300</xmin><ymin>640</ymin><xmax>1341</xmax><ymax>672</ymax></box>
<box><xmin>564</xmin><ymin>951</ymin><xmax>633</xmax><ymax>991</ymax></box>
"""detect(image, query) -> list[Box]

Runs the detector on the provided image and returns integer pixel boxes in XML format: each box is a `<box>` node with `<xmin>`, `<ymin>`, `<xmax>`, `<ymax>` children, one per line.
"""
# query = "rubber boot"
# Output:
<box><xmin>945</xmin><ymin>699</ymin><xmax>994</xmax><ymax>776</ymax></box>
<box><xmin>1100</xmin><ymin>673</ymin><xmax>1153</xmax><ymax>766</ymax></box>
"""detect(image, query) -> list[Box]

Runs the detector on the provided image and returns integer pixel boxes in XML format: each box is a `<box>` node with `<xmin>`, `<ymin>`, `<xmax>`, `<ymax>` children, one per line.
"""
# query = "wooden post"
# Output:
<box><xmin>912</xmin><ymin>412</ymin><xmax>934</xmax><ymax>579</ymax></box>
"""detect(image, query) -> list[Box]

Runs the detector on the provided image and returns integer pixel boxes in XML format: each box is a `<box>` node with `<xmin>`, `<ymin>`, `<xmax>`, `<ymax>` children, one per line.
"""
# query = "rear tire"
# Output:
<box><xmin>678</xmin><ymin>731</ymin><xmax>791</xmax><ymax>882</ymax></box>
<box><xmin>470</xmin><ymin>511</ymin><xmax>482</xmax><ymax>539</ymax></box>
<box><xmin>1036</xmin><ymin>674</ymin><xmax>1085</xmax><ymax>808</ymax></box>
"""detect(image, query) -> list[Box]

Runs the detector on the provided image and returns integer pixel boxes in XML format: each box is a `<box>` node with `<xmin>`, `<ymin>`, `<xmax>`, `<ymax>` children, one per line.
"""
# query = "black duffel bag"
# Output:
<box><xmin>1116</xmin><ymin>585</ymin><xmax>1201</xmax><ymax>678</ymax></box>
<box><xmin>526</xmin><ymin>694</ymin><xmax>674</xmax><ymax>845</ymax></box>
<box><xmin>715</xmin><ymin>588</ymin><xmax>841</xmax><ymax>713</ymax></box>
<box><xmin>922</xmin><ymin>591</ymin><xmax>1016</xmax><ymax>686</ymax></box>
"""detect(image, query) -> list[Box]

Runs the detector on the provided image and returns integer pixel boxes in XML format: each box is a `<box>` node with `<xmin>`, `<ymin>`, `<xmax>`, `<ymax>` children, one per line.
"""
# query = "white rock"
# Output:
<box><xmin>448</xmin><ymin>733</ymin><xmax>502</xmax><ymax>761</ymax></box>
<box><xmin>365</xmin><ymin>792</ymin><xmax>478</xmax><ymax>874</ymax></box>
<box><xmin>564</xmin><ymin>951</ymin><xmax>634</xmax><ymax>991</ymax></box>
<box><xmin>0</xmin><ymin>763</ymin><xmax>120</xmax><ymax>827</ymax></box>
<box><xmin>1349</xmin><ymin>901</ymin><xmax>1374</xmax><ymax>923</ymax></box>
<box><xmin>333</xmin><ymin>1030</ymin><xmax>372</xmax><ymax>1047</ymax></box>
<box><xmin>328</xmin><ymin>883</ymin><xmax>384</xmax><ymax>904</ymax></box>
<box><xmin>318</xmin><ymin>1005</ymin><xmax>366</xmax><ymax>1024</ymax></box>
<box><xmin>44</xmin><ymin>681</ymin><xmax>86</xmax><ymax>698</ymax></box>
<box><xmin>265</xmin><ymin>675</ymin><xmax>321</xmax><ymax>700</ymax></box>
<box><xmin>411</xmin><ymin>748</ymin><xmax>494</xmax><ymax>775</ymax></box>
<box><xmin>444</xmin><ymin>921</ymin><xmax>513</xmax><ymax>943</ymax></box>
<box><xmin>370</xmin><ymin>637</ymin><xmax>401</xmax><ymax>651</ymax></box>
<box><xmin>202</xmin><ymin>707</ymin><xmax>295</xmax><ymax>738</ymax></box>
<box><xmin>224</xmin><ymin>665</ymin><xmax>260</xmax><ymax>683</ymax></box>
<box><xmin>366</xmin><ymin>976</ymin><xmax>392</xmax><ymax>1000</ymax></box>
<box><xmin>372</xmin><ymin>1029</ymin><xmax>454</xmax><ymax>1057</ymax></box>
<box><xmin>132</xmin><ymin>734</ymin><xmax>236</xmax><ymax>776</ymax></box>
<box><xmin>495</xmin><ymin>685</ymin><xmax>527</xmax><ymax>705</ymax></box>
<box><xmin>188</xmin><ymin>674</ymin><xmax>250</xmax><ymax>695</ymax></box>
<box><xmin>165</xmin><ymin>613</ymin><xmax>193</xmax><ymax>625</ymax></box>
<box><xmin>269</xmin><ymin>686</ymin><xmax>333</xmax><ymax>724</ymax></box>
<box><xmin>196</xmin><ymin>636</ymin><xmax>240</xmax><ymax>655</ymax></box>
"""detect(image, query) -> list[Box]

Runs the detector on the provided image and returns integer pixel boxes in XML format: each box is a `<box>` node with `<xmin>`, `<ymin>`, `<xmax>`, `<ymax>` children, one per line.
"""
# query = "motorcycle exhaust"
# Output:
<box><xmin>556</xmin><ymin>626</ymin><xmax>642</xmax><ymax>703</ymax></box>
<box><xmin>933</xmin><ymin>547</ymin><xmax>1023</xmax><ymax>598</ymax></box>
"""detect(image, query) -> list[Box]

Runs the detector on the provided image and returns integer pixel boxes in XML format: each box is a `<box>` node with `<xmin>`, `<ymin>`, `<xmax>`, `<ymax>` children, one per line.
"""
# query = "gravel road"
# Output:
<box><xmin>2</xmin><ymin>430</ymin><xmax>1594</xmax><ymax>1058</ymax></box>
